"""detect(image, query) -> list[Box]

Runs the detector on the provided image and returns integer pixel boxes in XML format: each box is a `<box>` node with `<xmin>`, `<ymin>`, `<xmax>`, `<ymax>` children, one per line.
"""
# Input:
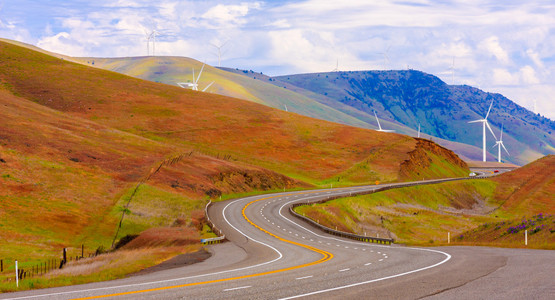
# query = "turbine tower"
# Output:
<box><xmin>492</xmin><ymin>124</ymin><xmax>509</xmax><ymax>163</ymax></box>
<box><xmin>176</xmin><ymin>63</ymin><xmax>215</xmax><ymax>92</ymax></box>
<box><xmin>417</xmin><ymin>123</ymin><xmax>421</xmax><ymax>138</ymax></box>
<box><xmin>468</xmin><ymin>100</ymin><xmax>497</xmax><ymax>162</ymax></box>
<box><xmin>373</xmin><ymin>111</ymin><xmax>395</xmax><ymax>132</ymax></box>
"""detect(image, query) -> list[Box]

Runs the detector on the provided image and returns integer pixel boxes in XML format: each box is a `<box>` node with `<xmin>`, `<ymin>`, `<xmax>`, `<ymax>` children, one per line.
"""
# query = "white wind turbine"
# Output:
<box><xmin>468</xmin><ymin>100</ymin><xmax>497</xmax><ymax>162</ymax></box>
<box><xmin>449</xmin><ymin>57</ymin><xmax>455</xmax><ymax>85</ymax></box>
<box><xmin>150</xmin><ymin>30</ymin><xmax>160</xmax><ymax>56</ymax></box>
<box><xmin>332</xmin><ymin>58</ymin><xmax>339</xmax><ymax>72</ymax></box>
<box><xmin>380</xmin><ymin>46</ymin><xmax>391</xmax><ymax>70</ymax></box>
<box><xmin>492</xmin><ymin>124</ymin><xmax>509</xmax><ymax>163</ymax></box>
<box><xmin>211</xmin><ymin>40</ymin><xmax>229</xmax><ymax>67</ymax></box>
<box><xmin>176</xmin><ymin>64</ymin><xmax>215</xmax><ymax>92</ymax></box>
<box><xmin>373</xmin><ymin>111</ymin><xmax>395</xmax><ymax>132</ymax></box>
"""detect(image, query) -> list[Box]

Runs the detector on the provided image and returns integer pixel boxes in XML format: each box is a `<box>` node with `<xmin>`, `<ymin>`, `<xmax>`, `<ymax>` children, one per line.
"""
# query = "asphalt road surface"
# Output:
<box><xmin>3</xmin><ymin>181</ymin><xmax>553</xmax><ymax>299</ymax></box>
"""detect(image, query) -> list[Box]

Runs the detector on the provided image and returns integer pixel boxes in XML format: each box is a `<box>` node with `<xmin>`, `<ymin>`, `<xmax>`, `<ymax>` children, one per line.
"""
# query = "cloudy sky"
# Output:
<box><xmin>1</xmin><ymin>0</ymin><xmax>554</xmax><ymax>119</ymax></box>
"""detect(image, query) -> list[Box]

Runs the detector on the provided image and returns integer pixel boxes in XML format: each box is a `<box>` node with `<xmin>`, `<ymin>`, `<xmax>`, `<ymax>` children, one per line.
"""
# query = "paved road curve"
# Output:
<box><xmin>3</xmin><ymin>182</ymin><xmax>554</xmax><ymax>299</ymax></box>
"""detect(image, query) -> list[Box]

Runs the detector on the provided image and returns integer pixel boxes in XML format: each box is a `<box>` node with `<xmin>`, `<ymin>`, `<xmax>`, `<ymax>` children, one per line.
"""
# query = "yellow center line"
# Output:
<box><xmin>72</xmin><ymin>193</ymin><xmax>334</xmax><ymax>299</ymax></box>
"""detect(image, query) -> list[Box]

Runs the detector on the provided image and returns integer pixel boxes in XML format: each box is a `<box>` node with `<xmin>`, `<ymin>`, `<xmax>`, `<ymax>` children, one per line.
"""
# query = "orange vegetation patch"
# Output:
<box><xmin>0</xmin><ymin>41</ymin><xmax>422</xmax><ymax>183</ymax></box>
<box><xmin>491</xmin><ymin>155</ymin><xmax>555</xmax><ymax>215</ymax></box>
<box><xmin>123</xmin><ymin>227</ymin><xmax>201</xmax><ymax>249</ymax></box>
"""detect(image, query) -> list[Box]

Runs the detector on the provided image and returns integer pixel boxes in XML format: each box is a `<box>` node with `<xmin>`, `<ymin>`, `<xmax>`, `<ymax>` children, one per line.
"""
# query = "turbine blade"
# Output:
<box><xmin>196</xmin><ymin>64</ymin><xmax>205</xmax><ymax>83</ymax></box>
<box><xmin>485</xmin><ymin>100</ymin><xmax>494</xmax><ymax>119</ymax></box>
<box><xmin>202</xmin><ymin>81</ymin><xmax>215</xmax><ymax>92</ymax></box>
<box><xmin>373</xmin><ymin>111</ymin><xmax>382</xmax><ymax>130</ymax></box>
<box><xmin>468</xmin><ymin>119</ymin><xmax>483</xmax><ymax>123</ymax></box>
<box><xmin>486</xmin><ymin>121</ymin><xmax>497</xmax><ymax>140</ymax></box>
<box><xmin>502</xmin><ymin>143</ymin><xmax>510</xmax><ymax>155</ymax></box>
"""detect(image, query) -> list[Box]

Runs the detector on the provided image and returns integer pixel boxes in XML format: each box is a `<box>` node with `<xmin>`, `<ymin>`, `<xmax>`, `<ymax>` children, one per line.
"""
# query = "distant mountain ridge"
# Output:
<box><xmin>271</xmin><ymin>70</ymin><xmax>554</xmax><ymax>165</ymax></box>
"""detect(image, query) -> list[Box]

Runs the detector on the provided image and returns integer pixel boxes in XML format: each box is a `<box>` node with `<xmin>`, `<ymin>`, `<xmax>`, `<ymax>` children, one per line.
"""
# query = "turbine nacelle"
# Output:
<box><xmin>176</xmin><ymin>63</ymin><xmax>215</xmax><ymax>92</ymax></box>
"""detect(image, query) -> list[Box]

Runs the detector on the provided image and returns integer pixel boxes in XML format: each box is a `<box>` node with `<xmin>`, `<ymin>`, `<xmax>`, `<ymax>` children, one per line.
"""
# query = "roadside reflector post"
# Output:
<box><xmin>15</xmin><ymin>260</ymin><xmax>18</xmax><ymax>288</ymax></box>
<box><xmin>525</xmin><ymin>230</ymin><xmax>528</xmax><ymax>246</ymax></box>
<box><xmin>448</xmin><ymin>232</ymin><xmax>450</xmax><ymax>244</ymax></box>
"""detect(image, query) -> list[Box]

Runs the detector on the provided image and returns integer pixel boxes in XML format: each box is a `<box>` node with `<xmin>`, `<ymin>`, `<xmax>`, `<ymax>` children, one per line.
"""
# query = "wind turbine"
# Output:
<box><xmin>449</xmin><ymin>57</ymin><xmax>455</xmax><ymax>85</ymax></box>
<box><xmin>492</xmin><ymin>124</ymin><xmax>509</xmax><ymax>163</ymax></box>
<box><xmin>468</xmin><ymin>100</ymin><xmax>497</xmax><ymax>162</ymax></box>
<box><xmin>176</xmin><ymin>63</ymin><xmax>215</xmax><ymax>92</ymax></box>
<box><xmin>373</xmin><ymin>111</ymin><xmax>395</xmax><ymax>132</ymax></box>
<box><xmin>151</xmin><ymin>30</ymin><xmax>160</xmax><ymax>56</ymax></box>
<box><xmin>379</xmin><ymin>46</ymin><xmax>391</xmax><ymax>70</ymax></box>
<box><xmin>144</xmin><ymin>30</ymin><xmax>153</xmax><ymax>56</ymax></box>
<box><xmin>211</xmin><ymin>40</ymin><xmax>229</xmax><ymax>67</ymax></box>
<box><xmin>332</xmin><ymin>58</ymin><xmax>339</xmax><ymax>72</ymax></box>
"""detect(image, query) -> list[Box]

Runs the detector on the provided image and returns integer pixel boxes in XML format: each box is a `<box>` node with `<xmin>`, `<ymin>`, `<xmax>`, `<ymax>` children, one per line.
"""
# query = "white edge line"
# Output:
<box><xmin>277</xmin><ymin>192</ymin><xmax>452</xmax><ymax>300</ymax></box>
<box><xmin>295</xmin><ymin>275</ymin><xmax>313</xmax><ymax>280</ymax></box>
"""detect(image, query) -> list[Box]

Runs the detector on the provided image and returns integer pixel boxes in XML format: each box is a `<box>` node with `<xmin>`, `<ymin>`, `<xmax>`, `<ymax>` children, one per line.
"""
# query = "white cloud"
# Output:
<box><xmin>519</xmin><ymin>65</ymin><xmax>540</xmax><ymax>85</ymax></box>
<box><xmin>36</xmin><ymin>32</ymin><xmax>86</xmax><ymax>56</ymax></box>
<box><xmin>3</xmin><ymin>0</ymin><xmax>553</xmax><ymax>118</ymax></box>
<box><xmin>492</xmin><ymin>68</ymin><xmax>519</xmax><ymax>85</ymax></box>
<box><xmin>479</xmin><ymin>36</ymin><xmax>509</xmax><ymax>64</ymax></box>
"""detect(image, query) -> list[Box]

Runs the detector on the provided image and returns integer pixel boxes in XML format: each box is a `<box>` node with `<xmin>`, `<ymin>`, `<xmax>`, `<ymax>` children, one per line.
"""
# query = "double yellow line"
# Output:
<box><xmin>73</xmin><ymin>194</ymin><xmax>333</xmax><ymax>299</ymax></box>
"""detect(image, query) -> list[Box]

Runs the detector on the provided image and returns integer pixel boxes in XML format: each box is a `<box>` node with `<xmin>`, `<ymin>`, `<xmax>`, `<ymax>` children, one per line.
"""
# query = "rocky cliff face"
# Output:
<box><xmin>399</xmin><ymin>138</ymin><xmax>469</xmax><ymax>180</ymax></box>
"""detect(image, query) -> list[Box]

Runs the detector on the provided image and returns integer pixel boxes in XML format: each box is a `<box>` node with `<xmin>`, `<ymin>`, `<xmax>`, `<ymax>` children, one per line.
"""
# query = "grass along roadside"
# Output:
<box><xmin>294</xmin><ymin>178</ymin><xmax>551</xmax><ymax>249</ymax></box>
<box><xmin>0</xmin><ymin>245</ymin><xmax>202</xmax><ymax>292</ymax></box>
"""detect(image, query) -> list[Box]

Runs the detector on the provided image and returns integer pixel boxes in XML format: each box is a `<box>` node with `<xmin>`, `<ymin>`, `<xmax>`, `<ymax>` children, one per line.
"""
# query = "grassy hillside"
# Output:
<box><xmin>70</xmin><ymin>56</ymin><xmax>370</xmax><ymax>129</ymax></box>
<box><xmin>0</xmin><ymin>39</ymin><xmax>473</xmax><ymax>289</ymax></box>
<box><xmin>0</xmin><ymin>40</ymin><xmax>466</xmax><ymax>185</ymax></box>
<box><xmin>295</xmin><ymin>155</ymin><xmax>555</xmax><ymax>248</ymax></box>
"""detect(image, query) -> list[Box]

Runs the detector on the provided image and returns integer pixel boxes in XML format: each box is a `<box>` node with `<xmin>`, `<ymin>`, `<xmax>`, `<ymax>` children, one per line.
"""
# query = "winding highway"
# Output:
<box><xmin>3</xmin><ymin>181</ymin><xmax>554</xmax><ymax>299</ymax></box>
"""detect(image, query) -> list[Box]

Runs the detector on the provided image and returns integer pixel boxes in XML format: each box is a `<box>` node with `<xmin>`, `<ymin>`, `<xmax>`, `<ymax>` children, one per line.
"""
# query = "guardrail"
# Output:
<box><xmin>289</xmin><ymin>206</ymin><xmax>394</xmax><ymax>244</ymax></box>
<box><xmin>288</xmin><ymin>175</ymin><xmax>489</xmax><ymax>245</ymax></box>
<box><xmin>204</xmin><ymin>200</ymin><xmax>226</xmax><ymax>243</ymax></box>
<box><xmin>201</xmin><ymin>236</ymin><xmax>226</xmax><ymax>245</ymax></box>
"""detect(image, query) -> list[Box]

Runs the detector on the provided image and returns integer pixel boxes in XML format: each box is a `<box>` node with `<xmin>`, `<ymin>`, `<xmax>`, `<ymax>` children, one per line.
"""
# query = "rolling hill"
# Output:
<box><xmin>272</xmin><ymin>70</ymin><xmax>555</xmax><ymax>165</ymax></box>
<box><xmin>0</xmin><ymin>40</ymin><xmax>470</xmax><ymax>266</ymax></box>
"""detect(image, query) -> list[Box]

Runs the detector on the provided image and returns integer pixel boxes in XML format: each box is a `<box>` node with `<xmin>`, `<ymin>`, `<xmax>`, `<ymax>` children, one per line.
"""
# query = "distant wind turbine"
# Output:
<box><xmin>492</xmin><ymin>124</ymin><xmax>509</xmax><ymax>163</ymax></box>
<box><xmin>151</xmin><ymin>30</ymin><xmax>160</xmax><ymax>56</ymax></box>
<box><xmin>211</xmin><ymin>40</ymin><xmax>229</xmax><ymax>67</ymax></box>
<box><xmin>332</xmin><ymin>58</ymin><xmax>339</xmax><ymax>72</ymax></box>
<box><xmin>449</xmin><ymin>57</ymin><xmax>455</xmax><ymax>85</ymax></box>
<box><xmin>176</xmin><ymin>63</ymin><xmax>215</xmax><ymax>92</ymax></box>
<box><xmin>468</xmin><ymin>100</ymin><xmax>497</xmax><ymax>162</ymax></box>
<box><xmin>374</xmin><ymin>111</ymin><xmax>395</xmax><ymax>132</ymax></box>
<box><xmin>379</xmin><ymin>46</ymin><xmax>391</xmax><ymax>70</ymax></box>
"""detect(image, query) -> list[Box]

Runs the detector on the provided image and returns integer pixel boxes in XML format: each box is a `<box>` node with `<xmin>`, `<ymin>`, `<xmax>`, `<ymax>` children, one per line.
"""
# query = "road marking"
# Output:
<box><xmin>339</xmin><ymin>268</ymin><xmax>350</xmax><ymax>272</ymax></box>
<box><xmin>224</xmin><ymin>286</ymin><xmax>251</xmax><ymax>292</ymax></box>
<box><xmin>364</xmin><ymin>263</ymin><xmax>372</xmax><ymax>266</ymax></box>
<box><xmin>379</xmin><ymin>259</ymin><xmax>384</xmax><ymax>262</ymax></box>
<box><xmin>67</xmin><ymin>193</ymin><xmax>334</xmax><ymax>300</ymax></box>
<box><xmin>296</xmin><ymin>275</ymin><xmax>313</xmax><ymax>280</ymax></box>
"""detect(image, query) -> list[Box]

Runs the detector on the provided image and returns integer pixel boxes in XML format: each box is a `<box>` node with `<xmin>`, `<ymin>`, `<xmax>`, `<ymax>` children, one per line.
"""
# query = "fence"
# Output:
<box><xmin>1</xmin><ymin>245</ymin><xmax>100</xmax><ymax>282</ymax></box>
